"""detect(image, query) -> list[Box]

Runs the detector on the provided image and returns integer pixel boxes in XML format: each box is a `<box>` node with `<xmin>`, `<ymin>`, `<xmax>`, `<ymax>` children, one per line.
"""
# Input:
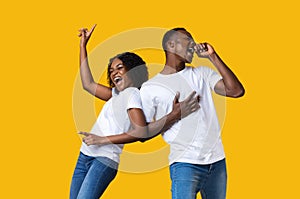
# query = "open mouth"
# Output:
<box><xmin>114</xmin><ymin>76</ymin><xmax>122</xmax><ymax>84</ymax></box>
<box><xmin>187</xmin><ymin>47</ymin><xmax>195</xmax><ymax>54</ymax></box>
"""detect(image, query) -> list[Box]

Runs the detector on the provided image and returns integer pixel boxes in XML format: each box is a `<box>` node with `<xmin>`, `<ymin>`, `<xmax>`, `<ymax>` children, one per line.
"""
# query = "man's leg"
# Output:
<box><xmin>200</xmin><ymin>159</ymin><xmax>227</xmax><ymax>199</ymax></box>
<box><xmin>170</xmin><ymin>162</ymin><xmax>202</xmax><ymax>199</ymax></box>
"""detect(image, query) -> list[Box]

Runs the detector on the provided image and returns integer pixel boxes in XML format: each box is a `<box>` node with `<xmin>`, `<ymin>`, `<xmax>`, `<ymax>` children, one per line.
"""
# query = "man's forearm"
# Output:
<box><xmin>209</xmin><ymin>52</ymin><xmax>244</xmax><ymax>97</ymax></box>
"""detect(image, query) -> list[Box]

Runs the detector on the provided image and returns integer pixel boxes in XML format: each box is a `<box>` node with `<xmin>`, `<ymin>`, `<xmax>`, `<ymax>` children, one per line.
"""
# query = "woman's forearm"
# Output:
<box><xmin>79</xmin><ymin>45</ymin><xmax>97</xmax><ymax>95</ymax></box>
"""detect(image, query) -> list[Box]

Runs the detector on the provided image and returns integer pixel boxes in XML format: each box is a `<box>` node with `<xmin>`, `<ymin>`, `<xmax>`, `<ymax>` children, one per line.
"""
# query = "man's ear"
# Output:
<box><xmin>166</xmin><ymin>40</ymin><xmax>175</xmax><ymax>53</ymax></box>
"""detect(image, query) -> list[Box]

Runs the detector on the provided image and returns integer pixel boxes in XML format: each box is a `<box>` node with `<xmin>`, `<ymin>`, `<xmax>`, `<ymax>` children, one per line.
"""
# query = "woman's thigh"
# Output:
<box><xmin>76</xmin><ymin>157</ymin><xmax>118</xmax><ymax>199</ymax></box>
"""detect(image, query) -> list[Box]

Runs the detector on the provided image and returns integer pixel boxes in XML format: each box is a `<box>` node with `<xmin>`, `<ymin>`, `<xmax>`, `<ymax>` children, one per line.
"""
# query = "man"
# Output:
<box><xmin>140</xmin><ymin>28</ymin><xmax>244</xmax><ymax>199</ymax></box>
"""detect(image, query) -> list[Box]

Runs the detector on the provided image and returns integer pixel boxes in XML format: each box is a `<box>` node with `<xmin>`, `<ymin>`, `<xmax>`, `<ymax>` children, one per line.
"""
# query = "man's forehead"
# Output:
<box><xmin>176</xmin><ymin>30</ymin><xmax>194</xmax><ymax>40</ymax></box>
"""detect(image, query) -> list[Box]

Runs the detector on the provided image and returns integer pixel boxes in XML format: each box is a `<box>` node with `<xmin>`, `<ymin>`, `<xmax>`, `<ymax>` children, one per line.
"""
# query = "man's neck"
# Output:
<box><xmin>161</xmin><ymin>58</ymin><xmax>185</xmax><ymax>75</ymax></box>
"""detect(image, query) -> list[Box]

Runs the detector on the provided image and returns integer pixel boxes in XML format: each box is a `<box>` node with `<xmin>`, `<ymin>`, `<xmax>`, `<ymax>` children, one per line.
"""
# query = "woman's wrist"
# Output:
<box><xmin>98</xmin><ymin>136</ymin><xmax>110</xmax><ymax>145</ymax></box>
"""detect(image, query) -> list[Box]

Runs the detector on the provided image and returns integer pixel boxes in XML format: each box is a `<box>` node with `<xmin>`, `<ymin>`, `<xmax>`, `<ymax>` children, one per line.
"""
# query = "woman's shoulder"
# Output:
<box><xmin>123</xmin><ymin>87</ymin><xmax>140</xmax><ymax>93</ymax></box>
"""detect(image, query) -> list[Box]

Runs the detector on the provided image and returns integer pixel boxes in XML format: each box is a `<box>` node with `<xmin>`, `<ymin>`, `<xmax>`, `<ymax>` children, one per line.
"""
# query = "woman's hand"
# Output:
<box><xmin>78</xmin><ymin>24</ymin><xmax>97</xmax><ymax>47</ymax></box>
<box><xmin>79</xmin><ymin>131</ymin><xmax>109</xmax><ymax>146</ymax></box>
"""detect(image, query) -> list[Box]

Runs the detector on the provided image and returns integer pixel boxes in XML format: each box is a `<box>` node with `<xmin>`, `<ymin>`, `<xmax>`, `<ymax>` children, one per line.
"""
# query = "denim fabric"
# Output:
<box><xmin>170</xmin><ymin>159</ymin><xmax>227</xmax><ymax>199</ymax></box>
<box><xmin>70</xmin><ymin>152</ymin><xmax>118</xmax><ymax>199</ymax></box>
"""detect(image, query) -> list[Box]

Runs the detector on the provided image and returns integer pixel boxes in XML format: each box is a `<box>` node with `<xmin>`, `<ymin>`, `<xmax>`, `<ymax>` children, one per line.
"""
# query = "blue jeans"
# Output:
<box><xmin>170</xmin><ymin>159</ymin><xmax>227</xmax><ymax>199</ymax></box>
<box><xmin>70</xmin><ymin>152</ymin><xmax>118</xmax><ymax>199</ymax></box>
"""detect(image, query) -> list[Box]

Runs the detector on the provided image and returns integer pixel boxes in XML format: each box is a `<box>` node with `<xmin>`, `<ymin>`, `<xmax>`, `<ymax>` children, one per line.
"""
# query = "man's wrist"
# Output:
<box><xmin>168</xmin><ymin>111</ymin><xmax>180</xmax><ymax>124</ymax></box>
<box><xmin>208</xmin><ymin>52</ymin><xmax>218</xmax><ymax>61</ymax></box>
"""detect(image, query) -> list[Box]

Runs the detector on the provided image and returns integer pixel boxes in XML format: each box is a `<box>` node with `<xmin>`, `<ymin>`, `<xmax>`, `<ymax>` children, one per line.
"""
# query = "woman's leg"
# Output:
<box><xmin>76</xmin><ymin>156</ymin><xmax>118</xmax><ymax>199</ymax></box>
<box><xmin>70</xmin><ymin>152</ymin><xmax>93</xmax><ymax>199</ymax></box>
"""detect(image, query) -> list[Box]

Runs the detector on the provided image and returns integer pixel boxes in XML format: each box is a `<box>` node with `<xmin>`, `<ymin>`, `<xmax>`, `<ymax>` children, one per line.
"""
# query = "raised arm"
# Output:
<box><xmin>194</xmin><ymin>43</ymin><xmax>245</xmax><ymax>98</ymax></box>
<box><xmin>78</xmin><ymin>24</ymin><xmax>112</xmax><ymax>101</ymax></box>
<box><xmin>80</xmin><ymin>91</ymin><xmax>200</xmax><ymax>145</ymax></box>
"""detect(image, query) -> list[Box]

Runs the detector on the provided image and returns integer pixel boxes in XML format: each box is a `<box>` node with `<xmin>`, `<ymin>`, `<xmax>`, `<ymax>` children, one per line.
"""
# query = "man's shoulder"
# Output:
<box><xmin>187</xmin><ymin>65</ymin><xmax>209</xmax><ymax>72</ymax></box>
<box><xmin>186</xmin><ymin>66</ymin><xmax>217</xmax><ymax>77</ymax></box>
<box><xmin>141</xmin><ymin>74</ymin><xmax>161</xmax><ymax>87</ymax></box>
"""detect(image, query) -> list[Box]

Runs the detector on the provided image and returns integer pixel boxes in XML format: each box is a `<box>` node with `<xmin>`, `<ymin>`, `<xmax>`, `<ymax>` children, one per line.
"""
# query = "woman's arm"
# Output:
<box><xmin>78</xmin><ymin>24</ymin><xmax>112</xmax><ymax>101</ymax></box>
<box><xmin>80</xmin><ymin>91</ymin><xmax>200</xmax><ymax>145</ymax></box>
<box><xmin>79</xmin><ymin>108</ymin><xmax>146</xmax><ymax>145</ymax></box>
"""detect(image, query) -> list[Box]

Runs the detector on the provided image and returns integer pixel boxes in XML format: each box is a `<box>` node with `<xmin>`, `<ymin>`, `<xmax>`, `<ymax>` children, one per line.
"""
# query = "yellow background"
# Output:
<box><xmin>1</xmin><ymin>0</ymin><xmax>299</xmax><ymax>198</ymax></box>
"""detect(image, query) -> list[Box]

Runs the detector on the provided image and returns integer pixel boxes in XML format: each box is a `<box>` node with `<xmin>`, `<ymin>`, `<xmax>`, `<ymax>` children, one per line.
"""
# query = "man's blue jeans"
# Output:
<box><xmin>170</xmin><ymin>159</ymin><xmax>227</xmax><ymax>199</ymax></box>
<box><xmin>70</xmin><ymin>152</ymin><xmax>118</xmax><ymax>199</ymax></box>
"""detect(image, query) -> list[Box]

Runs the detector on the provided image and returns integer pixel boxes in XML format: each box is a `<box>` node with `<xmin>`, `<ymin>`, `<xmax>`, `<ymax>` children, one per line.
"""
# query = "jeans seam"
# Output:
<box><xmin>201</xmin><ymin>189</ymin><xmax>207</xmax><ymax>199</ymax></box>
<box><xmin>174</xmin><ymin>165</ymin><xmax>177</xmax><ymax>199</ymax></box>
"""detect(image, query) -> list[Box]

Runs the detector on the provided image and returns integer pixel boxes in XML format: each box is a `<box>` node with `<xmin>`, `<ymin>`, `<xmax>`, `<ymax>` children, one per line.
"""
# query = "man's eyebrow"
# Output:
<box><xmin>184</xmin><ymin>36</ymin><xmax>192</xmax><ymax>41</ymax></box>
<box><xmin>181</xmin><ymin>34</ymin><xmax>191</xmax><ymax>40</ymax></box>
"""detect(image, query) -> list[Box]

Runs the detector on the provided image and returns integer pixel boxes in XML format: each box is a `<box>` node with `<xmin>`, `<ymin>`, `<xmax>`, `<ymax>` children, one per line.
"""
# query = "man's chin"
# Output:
<box><xmin>185</xmin><ymin>57</ymin><xmax>193</xmax><ymax>64</ymax></box>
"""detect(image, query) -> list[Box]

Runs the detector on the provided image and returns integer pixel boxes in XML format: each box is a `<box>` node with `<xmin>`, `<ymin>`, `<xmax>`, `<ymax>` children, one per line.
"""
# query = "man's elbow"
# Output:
<box><xmin>139</xmin><ymin>138</ymin><xmax>148</xmax><ymax>143</ymax></box>
<box><xmin>229</xmin><ymin>87</ymin><xmax>245</xmax><ymax>98</ymax></box>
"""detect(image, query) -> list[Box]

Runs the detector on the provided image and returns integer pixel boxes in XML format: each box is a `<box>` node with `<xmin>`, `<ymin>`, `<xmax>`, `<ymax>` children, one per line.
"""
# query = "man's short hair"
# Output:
<box><xmin>162</xmin><ymin>27</ymin><xmax>187</xmax><ymax>51</ymax></box>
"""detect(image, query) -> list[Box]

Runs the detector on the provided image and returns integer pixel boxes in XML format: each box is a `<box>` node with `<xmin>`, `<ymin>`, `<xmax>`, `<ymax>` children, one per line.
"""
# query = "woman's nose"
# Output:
<box><xmin>111</xmin><ymin>69</ymin><xmax>118</xmax><ymax>76</ymax></box>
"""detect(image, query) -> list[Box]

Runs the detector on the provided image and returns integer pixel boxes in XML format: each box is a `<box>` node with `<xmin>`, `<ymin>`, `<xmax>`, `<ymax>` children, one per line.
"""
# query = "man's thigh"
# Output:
<box><xmin>201</xmin><ymin>159</ymin><xmax>227</xmax><ymax>199</ymax></box>
<box><xmin>170</xmin><ymin>162</ymin><xmax>205</xmax><ymax>199</ymax></box>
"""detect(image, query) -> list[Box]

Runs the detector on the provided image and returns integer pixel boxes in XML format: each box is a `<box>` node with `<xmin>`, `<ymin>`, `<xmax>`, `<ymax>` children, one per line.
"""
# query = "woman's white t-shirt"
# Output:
<box><xmin>80</xmin><ymin>87</ymin><xmax>142</xmax><ymax>163</ymax></box>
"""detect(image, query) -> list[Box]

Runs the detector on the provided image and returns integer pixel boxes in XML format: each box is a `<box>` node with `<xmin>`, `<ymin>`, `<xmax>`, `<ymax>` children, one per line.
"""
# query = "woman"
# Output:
<box><xmin>70</xmin><ymin>24</ymin><xmax>199</xmax><ymax>199</ymax></box>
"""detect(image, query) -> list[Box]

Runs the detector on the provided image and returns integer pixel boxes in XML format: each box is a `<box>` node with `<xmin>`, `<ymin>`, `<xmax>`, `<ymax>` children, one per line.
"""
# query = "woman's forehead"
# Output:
<box><xmin>110</xmin><ymin>58</ymin><xmax>123</xmax><ymax>68</ymax></box>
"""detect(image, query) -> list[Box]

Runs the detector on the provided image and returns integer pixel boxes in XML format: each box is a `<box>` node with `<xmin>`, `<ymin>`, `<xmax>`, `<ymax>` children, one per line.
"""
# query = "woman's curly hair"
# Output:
<box><xmin>107</xmin><ymin>52</ymin><xmax>148</xmax><ymax>89</ymax></box>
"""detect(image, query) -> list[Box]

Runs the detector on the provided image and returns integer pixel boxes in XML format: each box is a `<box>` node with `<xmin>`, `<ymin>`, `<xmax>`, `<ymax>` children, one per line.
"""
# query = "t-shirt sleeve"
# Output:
<box><xmin>140</xmin><ymin>85</ymin><xmax>156</xmax><ymax>123</ymax></box>
<box><xmin>196</xmin><ymin>66</ymin><xmax>222</xmax><ymax>91</ymax></box>
<box><xmin>126</xmin><ymin>88</ymin><xmax>143</xmax><ymax>110</ymax></box>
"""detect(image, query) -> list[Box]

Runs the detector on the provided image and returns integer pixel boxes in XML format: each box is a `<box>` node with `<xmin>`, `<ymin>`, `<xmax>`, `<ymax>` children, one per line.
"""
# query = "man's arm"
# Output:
<box><xmin>78</xmin><ymin>24</ymin><xmax>112</xmax><ymax>101</ymax></box>
<box><xmin>195</xmin><ymin>43</ymin><xmax>245</xmax><ymax>98</ymax></box>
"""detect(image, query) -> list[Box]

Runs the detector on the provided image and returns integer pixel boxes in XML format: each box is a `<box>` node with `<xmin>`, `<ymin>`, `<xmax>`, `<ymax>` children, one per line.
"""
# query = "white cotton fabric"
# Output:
<box><xmin>80</xmin><ymin>87</ymin><xmax>142</xmax><ymax>163</ymax></box>
<box><xmin>140</xmin><ymin>66</ymin><xmax>225</xmax><ymax>165</ymax></box>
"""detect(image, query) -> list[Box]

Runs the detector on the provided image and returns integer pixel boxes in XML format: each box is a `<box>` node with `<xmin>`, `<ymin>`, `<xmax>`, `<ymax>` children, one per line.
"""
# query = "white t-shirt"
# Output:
<box><xmin>80</xmin><ymin>87</ymin><xmax>142</xmax><ymax>163</ymax></box>
<box><xmin>140</xmin><ymin>66</ymin><xmax>225</xmax><ymax>165</ymax></box>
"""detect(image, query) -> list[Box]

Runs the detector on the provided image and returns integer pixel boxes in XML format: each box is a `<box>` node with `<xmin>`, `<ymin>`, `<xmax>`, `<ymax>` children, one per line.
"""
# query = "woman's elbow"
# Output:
<box><xmin>82</xmin><ymin>83</ymin><xmax>95</xmax><ymax>95</ymax></box>
<box><xmin>134</xmin><ymin>127</ymin><xmax>149</xmax><ymax>143</ymax></box>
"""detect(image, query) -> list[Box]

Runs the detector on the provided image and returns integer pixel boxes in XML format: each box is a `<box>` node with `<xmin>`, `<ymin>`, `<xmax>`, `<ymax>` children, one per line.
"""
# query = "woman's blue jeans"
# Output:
<box><xmin>70</xmin><ymin>152</ymin><xmax>118</xmax><ymax>199</ymax></box>
<box><xmin>170</xmin><ymin>159</ymin><xmax>227</xmax><ymax>199</ymax></box>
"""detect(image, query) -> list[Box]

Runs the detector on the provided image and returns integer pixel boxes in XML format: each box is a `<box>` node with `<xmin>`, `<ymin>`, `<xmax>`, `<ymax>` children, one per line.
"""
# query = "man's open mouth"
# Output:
<box><xmin>188</xmin><ymin>47</ymin><xmax>195</xmax><ymax>54</ymax></box>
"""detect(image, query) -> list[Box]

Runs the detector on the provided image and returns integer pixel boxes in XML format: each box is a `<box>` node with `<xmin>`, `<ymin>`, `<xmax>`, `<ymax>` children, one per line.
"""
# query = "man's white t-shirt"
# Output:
<box><xmin>140</xmin><ymin>66</ymin><xmax>225</xmax><ymax>165</ymax></box>
<box><xmin>80</xmin><ymin>87</ymin><xmax>142</xmax><ymax>163</ymax></box>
